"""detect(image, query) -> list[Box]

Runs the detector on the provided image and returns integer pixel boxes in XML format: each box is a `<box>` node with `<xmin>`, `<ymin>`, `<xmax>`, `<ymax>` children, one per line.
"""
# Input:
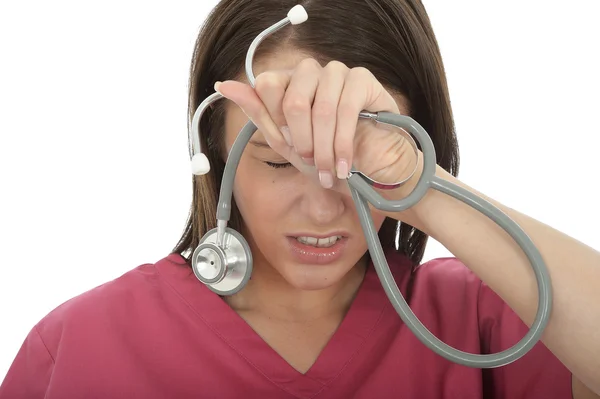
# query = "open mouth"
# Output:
<box><xmin>286</xmin><ymin>235</ymin><xmax>349</xmax><ymax>265</ymax></box>
<box><xmin>294</xmin><ymin>235</ymin><xmax>343</xmax><ymax>248</ymax></box>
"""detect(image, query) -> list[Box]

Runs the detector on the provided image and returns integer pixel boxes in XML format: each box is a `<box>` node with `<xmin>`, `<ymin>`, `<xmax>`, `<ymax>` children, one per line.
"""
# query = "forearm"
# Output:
<box><xmin>388</xmin><ymin>166</ymin><xmax>600</xmax><ymax>395</ymax></box>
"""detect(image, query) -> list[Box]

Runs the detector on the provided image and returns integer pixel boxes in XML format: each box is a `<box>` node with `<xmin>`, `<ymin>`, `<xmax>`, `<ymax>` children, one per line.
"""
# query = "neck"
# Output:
<box><xmin>224</xmin><ymin>254</ymin><xmax>369</xmax><ymax>323</ymax></box>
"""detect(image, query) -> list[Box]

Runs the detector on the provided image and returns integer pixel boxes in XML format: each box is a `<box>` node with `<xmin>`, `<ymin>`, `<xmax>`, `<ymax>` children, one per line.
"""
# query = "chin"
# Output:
<box><xmin>279</xmin><ymin>261</ymin><xmax>353</xmax><ymax>291</ymax></box>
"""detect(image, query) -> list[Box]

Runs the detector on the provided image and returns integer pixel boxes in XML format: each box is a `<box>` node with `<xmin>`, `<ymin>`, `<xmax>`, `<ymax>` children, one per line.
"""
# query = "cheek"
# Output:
<box><xmin>232</xmin><ymin>156</ymin><xmax>296</xmax><ymax>228</ymax></box>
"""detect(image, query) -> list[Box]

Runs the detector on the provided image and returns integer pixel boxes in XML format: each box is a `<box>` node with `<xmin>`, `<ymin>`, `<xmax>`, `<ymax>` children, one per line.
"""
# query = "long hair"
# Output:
<box><xmin>172</xmin><ymin>0</ymin><xmax>460</xmax><ymax>269</ymax></box>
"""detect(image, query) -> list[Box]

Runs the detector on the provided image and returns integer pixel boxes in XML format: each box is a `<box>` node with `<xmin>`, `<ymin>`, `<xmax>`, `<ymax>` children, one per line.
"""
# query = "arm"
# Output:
<box><xmin>389</xmin><ymin>165</ymin><xmax>600</xmax><ymax>398</ymax></box>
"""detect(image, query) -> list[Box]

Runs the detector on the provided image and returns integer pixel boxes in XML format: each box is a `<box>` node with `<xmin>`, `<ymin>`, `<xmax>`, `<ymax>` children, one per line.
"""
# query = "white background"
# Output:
<box><xmin>1</xmin><ymin>0</ymin><xmax>599</xmax><ymax>382</ymax></box>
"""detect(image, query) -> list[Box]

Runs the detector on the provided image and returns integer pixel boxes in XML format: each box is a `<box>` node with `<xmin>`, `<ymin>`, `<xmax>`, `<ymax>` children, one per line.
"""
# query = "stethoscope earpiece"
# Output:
<box><xmin>191</xmin><ymin>153</ymin><xmax>210</xmax><ymax>175</ymax></box>
<box><xmin>188</xmin><ymin>4</ymin><xmax>553</xmax><ymax>368</ymax></box>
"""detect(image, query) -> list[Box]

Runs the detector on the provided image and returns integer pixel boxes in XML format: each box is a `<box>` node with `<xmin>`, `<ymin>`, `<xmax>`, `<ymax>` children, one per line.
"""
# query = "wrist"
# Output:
<box><xmin>377</xmin><ymin>164</ymin><xmax>455</xmax><ymax>235</ymax></box>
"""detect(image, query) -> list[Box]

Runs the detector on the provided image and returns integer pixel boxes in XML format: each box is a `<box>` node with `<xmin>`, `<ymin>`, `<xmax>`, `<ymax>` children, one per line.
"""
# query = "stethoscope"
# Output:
<box><xmin>187</xmin><ymin>5</ymin><xmax>552</xmax><ymax>369</ymax></box>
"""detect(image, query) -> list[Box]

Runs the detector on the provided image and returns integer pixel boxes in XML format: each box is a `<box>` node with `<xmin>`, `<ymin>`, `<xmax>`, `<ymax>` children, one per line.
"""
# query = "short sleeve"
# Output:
<box><xmin>0</xmin><ymin>326</ymin><xmax>54</xmax><ymax>398</ymax></box>
<box><xmin>477</xmin><ymin>282</ymin><xmax>573</xmax><ymax>399</ymax></box>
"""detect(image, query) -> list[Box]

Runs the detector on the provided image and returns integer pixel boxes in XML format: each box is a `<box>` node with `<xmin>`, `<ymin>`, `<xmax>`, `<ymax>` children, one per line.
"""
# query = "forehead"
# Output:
<box><xmin>224</xmin><ymin>48</ymin><xmax>311</xmax><ymax>117</ymax></box>
<box><xmin>224</xmin><ymin>49</ymin><xmax>314</xmax><ymax>136</ymax></box>
<box><xmin>225</xmin><ymin>48</ymin><xmax>410</xmax><ymax>132</ymax></box>
<box><xmin>247</xmin><ymin>48</ymin><xmax>315</xmax><ymax>80</ymax></box>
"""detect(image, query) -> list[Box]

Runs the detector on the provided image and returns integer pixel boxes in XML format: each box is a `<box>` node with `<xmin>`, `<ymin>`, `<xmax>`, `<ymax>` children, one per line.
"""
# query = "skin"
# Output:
<box><xmin>220</xmin><ymin>52</ymin><xmax>392</xmax><ymax>371</ymax></box>
<box><xmin>216</xmin><ymin>49</ymin><xmax>600</xmax><ymax>397</ymax></box>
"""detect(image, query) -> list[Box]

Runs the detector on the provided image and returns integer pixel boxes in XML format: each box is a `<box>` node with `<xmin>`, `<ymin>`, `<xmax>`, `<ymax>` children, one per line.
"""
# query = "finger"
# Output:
<box><xmin>312</xmin><ymin>61</ymin><xmax>349</xmax><ymax>188</ymax></box>
<box><xmin>254</xmin><ymin>70</ymin><xmax>292</xmax><ymax>147</ymax></box>
<box><xmin>215</xmin><ymin>80</ymin><xmax>290</xmax><ymax>157</ymax></box>
<box><xmin>335</xmin><ymin>67</ymin><xmax>399</xmax><ymax>174</ymax></box>
<box><xmin>358</xmin><ymin>67</ymin><xmax>399</xmax><ymax>113</ymax></box>
<box><xmin>215</xmin><ymin>80</ymin><xmax>312</xmax><ymax>175</ymax></box>
<box><xmin>282</xmin><ymin>58</ymin><xmax>321</xmax><ymax>166</ymax></box>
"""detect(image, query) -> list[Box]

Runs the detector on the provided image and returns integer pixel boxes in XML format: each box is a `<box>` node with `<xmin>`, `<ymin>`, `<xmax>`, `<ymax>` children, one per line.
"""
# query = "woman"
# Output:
<box><xmin>1</xmin><ymin>0</ymin><xmax>599</xmax><ymax>397</ymax></box>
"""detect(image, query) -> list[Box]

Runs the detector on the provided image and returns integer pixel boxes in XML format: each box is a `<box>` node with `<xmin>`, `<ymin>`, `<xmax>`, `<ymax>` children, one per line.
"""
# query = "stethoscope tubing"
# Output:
<box><xmin>214</xmin><ymin>113</ymin><xmax>552</xmax><ymax>367</ymax></box>
<box><xmin>189</xmin><ymin>5</ymin><xmax>552</xmax><ymax>368</ymax></box>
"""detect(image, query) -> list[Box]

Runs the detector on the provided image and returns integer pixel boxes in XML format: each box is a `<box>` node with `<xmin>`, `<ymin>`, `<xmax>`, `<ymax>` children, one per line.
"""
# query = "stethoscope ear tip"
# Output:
<box><xmin>288</xmin><ymin>5</ymin><xmax>308</xmax><ymax>25</ymax></box>
<box><xmin>191</xmin><ymin>153</ymin><xmax>210</xmax><ymax>175</ymax></box>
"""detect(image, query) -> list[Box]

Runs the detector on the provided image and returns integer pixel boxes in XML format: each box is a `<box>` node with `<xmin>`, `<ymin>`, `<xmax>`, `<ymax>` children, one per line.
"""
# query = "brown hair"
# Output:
<box><xmin>172</xmin><ymin>0</ymin><xmax>460</xmax><ymax>269</ymax></box>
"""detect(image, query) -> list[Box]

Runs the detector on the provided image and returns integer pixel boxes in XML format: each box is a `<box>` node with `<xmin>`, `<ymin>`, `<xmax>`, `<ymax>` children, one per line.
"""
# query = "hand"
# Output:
<box><xmin>214</xmin><ymin>58</ymin><xmax>422</xmax><ymax>198</ymax></box>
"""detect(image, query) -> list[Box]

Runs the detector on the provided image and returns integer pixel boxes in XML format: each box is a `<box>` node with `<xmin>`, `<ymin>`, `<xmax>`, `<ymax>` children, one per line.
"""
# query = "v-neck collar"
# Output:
<box><xmin>157</xmin><ymin>252</ymin><xmax>411</xmax><ymax>398</ymax></box>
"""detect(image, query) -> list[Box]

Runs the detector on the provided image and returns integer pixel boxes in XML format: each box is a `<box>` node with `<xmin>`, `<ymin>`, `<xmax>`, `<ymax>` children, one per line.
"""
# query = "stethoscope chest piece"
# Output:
<box><xmin>192</xmin><ymin>227</ymin><xmax>253</xmax><ymax>296</ymax></box>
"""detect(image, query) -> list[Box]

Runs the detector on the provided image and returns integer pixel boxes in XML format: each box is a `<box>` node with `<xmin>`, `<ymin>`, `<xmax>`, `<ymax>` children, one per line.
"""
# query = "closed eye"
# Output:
<box><xmin>265</xmin><ymin>161</ymin><xmax>293</xmax><ymax>169</ymax></box>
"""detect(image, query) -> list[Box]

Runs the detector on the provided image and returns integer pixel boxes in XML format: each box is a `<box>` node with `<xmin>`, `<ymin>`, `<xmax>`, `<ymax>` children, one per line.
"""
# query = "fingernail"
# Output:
<box><xmin>336</xmin><ymin>159</ymin><xmax>349</xmax><ymax>179</ymax></box>
<box><xmin>319</xmin><ymin>171</ymin><xmax>334</xmax><ymax>189</ymax></box>
<box><xmin>302</xmin><ymin>157</ymin><xmax>314</xmax><ymax>166</ymax></box>
<box><xmin>214</xmin><ymin>81</ymin><xmax>222</xmax><ymax>94</ymax></box>
<box><xmin>280</xmin><ymin>126</ymin><xmax>293</xmax><ymax>147</ymax></box>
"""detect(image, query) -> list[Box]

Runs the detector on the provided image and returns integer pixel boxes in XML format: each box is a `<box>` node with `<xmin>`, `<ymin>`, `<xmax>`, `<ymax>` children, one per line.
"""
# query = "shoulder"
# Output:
<box><xmin>39</xmin><ymin>262</ymin><xmax>156</xmax><ymax>321</ymax></box>
<box><xmin>33</xmin><ymin>254</ymin><xmax>185</xmax><ymax>357</ymax></box>
<box><xmin>0</xmin><ymin>256</ymin><xmax>185</xmax><ymax>396</ymax></box>
<box><xmin>381</xmin><ymin>254</ymin><xmax>573</xmax><ymax>397</ymax></box>
<box><xmin>410</xmin><ymin>256</ymin><xmax>484</xmax><ymax>302</ymax></box>
<box><xmin>386</xmin><ymin>256</ymin><xmax>486</xmax><ymax>345</ymax></box>
<box><xmin>392</xmin><ymin>255</ymin><xmax>534</xmax><ymax>351</ymax></box>
<box><xmin>407</xmin><ymin>256</ymin><xmax>519</xmax><ymax>325</ymax></box>
<box><xmin>406</xmin><ymin>256</ymin><xmax>558</xmax><ymax>355</ymax></box>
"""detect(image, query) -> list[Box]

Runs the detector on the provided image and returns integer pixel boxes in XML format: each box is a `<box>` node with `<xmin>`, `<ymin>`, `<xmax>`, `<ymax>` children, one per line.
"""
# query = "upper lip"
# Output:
<box><xmin>288</xmin><ymin>231</ymin><xmax>349</xmax><ymax>238</ymax></box>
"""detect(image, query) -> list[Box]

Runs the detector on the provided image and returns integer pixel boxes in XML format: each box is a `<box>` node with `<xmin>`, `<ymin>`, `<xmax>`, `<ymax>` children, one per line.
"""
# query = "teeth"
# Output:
<box><xmin>296</xmin><ymin>235</ymin><xmax>342</xmax><ymax>247</ymax></box>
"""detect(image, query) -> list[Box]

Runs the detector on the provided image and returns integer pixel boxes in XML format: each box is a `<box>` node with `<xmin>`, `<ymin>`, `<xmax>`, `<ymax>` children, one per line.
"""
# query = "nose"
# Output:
<box><xmin>299</xmin><ymin>177</ymin><xmax>346</xmax><ymax>226</ymax></box>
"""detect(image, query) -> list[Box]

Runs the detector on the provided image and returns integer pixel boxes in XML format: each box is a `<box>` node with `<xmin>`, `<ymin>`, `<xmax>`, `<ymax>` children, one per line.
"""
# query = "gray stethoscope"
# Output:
<box><xmin>187</xmin><ymin>5</ymin><xmax>552</xmax><ymax>369</ymax></box>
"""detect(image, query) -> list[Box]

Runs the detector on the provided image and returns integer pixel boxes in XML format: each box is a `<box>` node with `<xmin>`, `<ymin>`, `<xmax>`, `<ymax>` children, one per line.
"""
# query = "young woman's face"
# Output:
<box><xmin>222</xmin><ymin>51</ymin><xmax>393</xmax><ymax>291</ymax></box>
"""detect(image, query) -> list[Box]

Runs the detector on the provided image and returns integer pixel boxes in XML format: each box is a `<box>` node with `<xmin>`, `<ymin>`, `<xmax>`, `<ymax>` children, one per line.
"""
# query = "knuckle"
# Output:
<box><xmin>312</xmin><ymin>101</ymin><xmax>337</xmax><ymax>119</ymax></box>
<box><xmin>325</xmin><ymin>60</ymin><xmax>348</xmax><ymax>72</ymax></box>
<box><xmin>283</xmin><ymin>95</ymin><xmax>310</xmax><ymax>116</ymax></box>
<box><xmin>350</xmin><ymin>66</ymin><xmax>373</xmax><ymax>80</ymax></box>
<box><xmin>254</xmin><ymin>71</ymin><xmax>281</xmax><ymax>93</ymax></box>
<box><xmin>337</xmin><ymin>101</ymin><xmax>357</xmax><ymax>119</ymax></box>
<box><xmin>299</xmin><ymin>57</ymin><xmax>321</xmax><ymax>70</ymax></box>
